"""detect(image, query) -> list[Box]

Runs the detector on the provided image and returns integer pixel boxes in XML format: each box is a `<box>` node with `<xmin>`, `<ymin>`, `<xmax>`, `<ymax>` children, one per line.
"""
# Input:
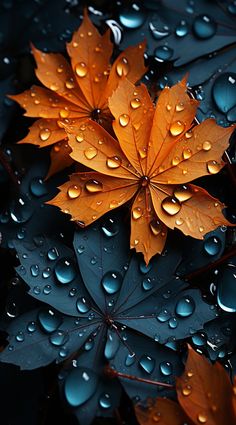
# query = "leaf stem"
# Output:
<box><xmin>104</xmin><ymin>366</ymin><xmax>173</xmax><ymax>388</ymax></box>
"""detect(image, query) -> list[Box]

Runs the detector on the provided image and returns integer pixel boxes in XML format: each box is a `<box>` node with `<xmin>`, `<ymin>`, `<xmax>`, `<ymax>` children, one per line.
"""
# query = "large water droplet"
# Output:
<box><xmin>157</xmin><ymin>309</ymin><xmax>171</xmax><ymax>322</ymax></box>
<box><xmin>47</xmin><ymin>247</ymin><xmax>59</xmax><ymax>261</ymax></box>
<box><xmin>106</xmin><ymin>156</ymin><xmax>122</xmax><ymax>169</ymax></box>
<box><xmin>119</xmin><ymin>3</ymin><xmax>146</xmax><ymax>29</ymax></box>
<box><xmin>204</xmin><ymin>236</ymin><xmax>222</xmax><ymax>256</ymax></box>
<box><xmin>27</xmin><ymin>321</ymin><xmax>37</xmax><ymax>333</ymax></box>
<box><xmin>30</xmin><ymin>177</ymin><xmax>48</xmax><ymax>197</ymax></box>
<box><xmin>38</xmin><ymin>309</ymin><xmax>62</xmax><ymax>333</ymax></box>
<box><xmin>75</xmin><ymin>62</ymin><xmax>88</xmax><ymax>77</ymax></box>
<box><xmin>132</xmin><ymin>207</ymin><xmax>143</xmax><ymax>220</ymax></box>
<box><xmin>175</xmin><ymin>296</ymin><xmax>195</xmax><ymax>317</ymax></box>
<box><xmin>217</xmin><ymin>264</ymin><xmax>236</xmax><ymax>312</ymax></box>
<box><xmin>119</xmin><ymin>114</ymin><xmax>130</xmax><ymax>127</ymax></box>
<box><xmin>76</xmin><ymin>297</ymin><xmax>90</xmax><ymax>313</ymax></box>
<box><xmin>99</xmin><ymin>393</ymin><xmax>111</xmax><ymax>409</ymax></box>
<box><xmin>104</xmin><ymin>330</ymin><xmax>120</xmax><ymax>360</ymax></box>
<box><xmin>54</xmin><ymin>258</ymin><xmax>76</xmax><ymax>284</ymax></box>
<box><xmin>169</xmin><ymin>120</ymin><xmax>185</xmax><ymax>136</ymax></box>
<box><xmin>154</xmin><ymin>45</ymin><xmax>173</xmax><ymax>62</ymax></box>
<box><xmin>161</xmin><ymin>197</ymin><xmax>181</xmax><ymax>215</ymax></box>
<box><xmin>101</xmin><ymin>217</ymin><xmax>119</xmax><ymax>238</ymax></box>
<box><xmin>174</xmin><ymin>185</ymin><xmax>192</xmax><ymax>202</ymax></box>
<box><xmin>139</xmin><ymin>354</ymin><xmax>155</xmax><ymax>374</ymax></box>
<box><xmin>101</xmin><ymin>271</ymin><xmax>122</xmax><ymax>295</ymax></box>
<box><xmin>50</xmin><ymin>330</ymin><xmax>69</xmax><ymax>346</ymax></box>
<box><xmin>207</xmin><ymin>160</ymin><xmax>220</xmax><ymax>174</ymax></box>
<box><xmin>116</xmin><ymin>57</ymin><xmax>129</xmax><ymax>77</ymax></box>
<box><xmin>159</xmin><ymin>361</ymin><xmax>172</xmax><ymax>376</ymax></box>
<box><xmin>10</xmin><ymin>195</ymin><xmax>33</xmax><ymax>223</ymax></box>
<box><xmin>212</xmin><ymin>73</ymin><xmax>236</xmax><ymax>113</ymax></box>
<box><xmin>39</xmin><ymin>128</ymin><xmax>51</xmax><ymax>141</ymax></box>
<box><xmin>64</xmin><ymin>368</ymin><xmax>98</xmax><ymax>407</ymax></box>
<box><xmin>193</xmin><ymin>15</ymin><xmax>217</xmax><ymax>39</ymax></box>
<box><xmin>67</xmin><ymin>185</ymin><xmax>81</xmax><ymax>199</ymax></box>
<box><xmin>142</xmin><ymin>278</ymin><xmax>153</xmax><ymax>291</ymax></box>
<box><xmin>85</xmin><ymin>179</ymin><xmax>103</xmax><ymax>193</ymax></box>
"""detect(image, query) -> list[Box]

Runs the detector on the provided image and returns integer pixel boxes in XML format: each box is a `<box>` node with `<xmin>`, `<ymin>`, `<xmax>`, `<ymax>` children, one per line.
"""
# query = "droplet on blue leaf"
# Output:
<box><xmin>104</xmin><ymin>330</ymin><xmax>120</xmax><ymax>360</ymax></box>
<box><xmin>15</xmin><ymin>331</ymin><xmax>24</xmax><ymax>342</ymax></box>
<box><xmin>30</xmin><ymin>177</ymin><xmax>48</xmax><ymax>197</ymax></box>
<box><xmin>64</xmin><ymin>368</ymin><xmax>98</xmax><ymax>407</ymax></box>
<box><xmin>119</xmin><ymin>3</ymin><xmax>146</xmax><ymax>29</ymax></box>
<box><xmin>212</xmin><ymin>73</ymin><xmax>236</xmax><ymax>113</ymax></box>
<box><xmin>76</xmin><ymin>297</ymin><xmax>90</xmax><ymax>313</ymax></box>
<box><xmin>27</xmin><ymin>321</ymin><xmax>37</xmax><ymax>333</ymax></box>
<box><xmin>159</xmin><ymin>361</ymin><xmax>172</xmax><ymax>376</ymax></box>
<box><xmin>99</xmin><ymin>393</ymin><xmax>112</xmax><ymax>409</ymax></box>
<box><xmin>101</xmin><ymin>217</ymin><xmax>119</xmax><ymax>237</ymax></box>
<box><xmin>49</xmin><ymin>330</ymin><xmax>69</xmax><ymax>346</ymax></box>
<box><xmin>192</xmin><ymin>14</ymin><xmax>217</xmax><ymax>39</ymax></box>
<box><xmin>30</xmin><ymin>264</ymin><xmax>39</xmax><ymax>277</ymax></box>
<box><xmin>168</xmin><ymin>317</ymin><xmax>178</xmax><ymax>329</ymax></box>
<box><xmin>139</xmin><ymin>354</ymin><xmax>155</xmax><ymax>374</ymax></box>
<box><xmin>149</xmin><ymin>21</ymin><xmax>169</xmax><ymax>40</ymax></box>
<box><xmin>175</xmin><ymin>297</ymin><xmax>195</xmax><ymax>317</ymax></box>
<box><xmin>38</xmin><ymin>309</ymin><xmax>62</xmax><ymax>333</ymax></box>
<box><xmin>47</xmin><ymin>247</ymin><xmax>59</xmax><ymax>261</ymax></box>
<box><xmin>192</xmin><ymin>333</ymin><xmax>206</xmax><ymax>346</ymax></box>
<box><xmin>154</xmin><ymin>45</ymin><xmax>173</xmax><ymax>62</ymax></box>
<box><xmin>10</xmin><ymin>195</ymin><xmax>33</xmax><ymax>223</ymax></box>
<box><xmin>54</xmin><ymin>258</ymin><xmax>77</xmax><ymax>284</ymax></box>
<box><xmin>217</xmin><ymin>265</ymin><xmax>236</xmax><ymax>312</ymax></box>
<box><xmin>204</xmin><ymin>236</ymin><xmax>222</xmax><ymax>256</ymax></box>
<box><xmin>101</xmin><ymin>271</ymin><xmax>122</xmax><ymax>295</ymax></box>
<box><xmin>125</xmin><ymin>352</ymin><xmax>136</xmax><ymax>366</ymax></box>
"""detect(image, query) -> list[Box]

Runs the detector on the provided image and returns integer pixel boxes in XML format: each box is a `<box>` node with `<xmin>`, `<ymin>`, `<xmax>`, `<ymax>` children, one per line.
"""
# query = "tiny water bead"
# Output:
<box><xmin>99</xmin><ymin>393</ymin><xmax>111</xmax><ymax>409</ymax></box>
<box><xmin>27</xmin><ymin>321</ymin><xmax>37</xmax><ymax>333</ymax></box>
<box><xmin>76</xmin><ymin>297</ymin><xmax>90</xmax><ymax>313</ymax></box>
<box><xmin>101</xmin><ymin>271</ymin><xmax>122</xmax><ymax>295</ymax></box>
<box><xmin>50</xmin><ymin>330</ymin><xmax>69</xmax><ymax>346</ymax></box>
<box><xmin>119</xmin><ymin>113</ymin><xmax>130</xmax><ymax>127</ymax></box>
<box><xmin>15</xmin><ymin>331</ymin><xmax>24</xmax><ymax>342</ymax></box>
<box><xmin>139</xmin><ymin>260</ymin><xmax>152</xmax><ymax>274</ymax></box>
<box><xmin>192</xmin><ymin>15</ymin><xmax>217</xmax><ymax>39</ymax></box>
<box><xmin>212</xmin><ymin>73</ymin><xmax>236</xmax><ymax>114</ymax></box>
<box><xmin>116</xmin><ymin>57</ymin><xmax>129</xmax><ymax>77</ymax></box>
<box><xmin>38</xmin><ymin>309</ymin><xmax>62</xmax><ymax>333</ymax></box>
<box><xmin>64</xmin><ymin>368</ymin><xmax>98</xmax><ymax>407</ymax></box>
<box><xmin>119</xmin><ymin>3</ymin><xmax>146</xmax><ymax>29</ymax></box>
<box><xmin>139</xmin><ymin>354</ymin><xmax>155</xmax><ymax>374</ymax></box>
<box><xmin>161</xmin><ymin>197</ymin><xmax>181</xmax><ymax>215</ymax></box>
<box><xmin>39</xmin><ymin>128</ymin><xmax>51</xmax><ymax>141</ymax></box>
<box><xmin>175</xmin><ymin>297</ymin><xmax>195</xmax><ymax>317</ymax></box>
<box><xmin>75</xmin><ymin>62</ymin><xmax>88</xmax><ymax>77</ymax></box>
<box><xmin>169</xmin><ymin>120</ymin><xmax>185</xmax><ymax>136</ymax></box>
<box><xmin>67</xmin><ymin>185</ymin><xmax>81</xmax><ymax>199</ymax></box>
<box><xmin>125</xmin><ymin>352</ymin><xmax>136</xmax><ymax>366</ymax></box>
<box><xmin>142</xmin><ymin>278</ymin><xmax>153</xmax><ymax>291</ymax></box>
<box><xmin>168</xmin><ymin>317</ymin><xmax>178</xmax><ymax>329</ymax></box>
<box><xmin>85</xmin><ymin>179</ymin><xmax>103</xmax><ymax>193</ymax></box>
<box><xmin>106</xmin><ymin>156</ymin><xmax>122</xmax><ymax>169</ymax></box>
<box><xmin>159</xmin><ymin>361</ymin><xmax>172</xmax><ymax>376</ymax></box>
<box><xmin>204</xmin><ymin>236</ymin><xmax>222</xmax><ymax>256</ymax></box>
<box><xmin>154</xmin><ymin>45</ymin><xmax>173</xmax><ymax>62</ymax></box>
<box><xmin>30</xmin><ymin>177</ymin><xmax>48</xmax><ymax>197</ymax></box>
<box><xmin>54</xmin><ymin>258</ymin><xmax>77</xmax><ymax>284</ymax></box>
<box><xmin>207</xmin><ymin>160</ymin><xmax>220</xmax><ymax>174</ymax></box>
<box><xmin>182</xmin><ymin>385</ymin><xmax>192</xmax><ymax>396</ymax></box>
<box><xmin>174</xmin><ymin>185</ymin><xmax>192</xmax><ymax>202</ymax></box>
<box><xmin>43</xmin><ymin>267</ymin><xmax>51</xmax><ymax>278</ymax></box>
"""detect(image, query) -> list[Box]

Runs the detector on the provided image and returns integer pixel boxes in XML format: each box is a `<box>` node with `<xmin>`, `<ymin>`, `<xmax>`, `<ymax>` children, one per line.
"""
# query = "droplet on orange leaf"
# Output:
<box><xmin>50</xmin><ymin>83</ymin><xmax>59</xmax><ymax>91</ymax></box>
<box><xmin>169</xmin><ymin>120</ymin><xmax>185</xmax><ymax>136</ymax></box>
<box><xmin>84</xmin><ymin>147</ymin><xmax>98</xmax><ymax>160</ymax></box>
<box><xmin>185</xmin><ymin>131</ymin><xmax>193</xmax><ymax>139</ymax></box>
<box><xmin>138</xmin><ymin>148</ymin><xmax>147</xmax><ymax>159</ymax></box>
<box><xmin>175</xmin><ymin>102</ymin><xmax>185</xmax><ymax>112</ymax></box>
<box><xmin>65</xmin><ymin>78</ymin><xmax>75</xmax><ymax>89</ymax></box>
<box><xmin>57</xmin><ymin>64</ymin><xmax>64</xmax><ymax>73</ymax></box>
<box><xmin>119</xmin><ymin>114</ymin><xmax>130</xmax><ymax>127</ymax></box>
<box><xmin>130</xmin><ymin>98</ymin><xmax>141</xmax><ymax>109</ymax></box>
<box><xmin>202</xmin><ymin>141</ymin><xmax>212</xmax><ymax>151</ymax></box>
<box><xmin>182</xmin><ymin>385</ymin><xmax>192</xmax><ymax>396</ymax></box>
<box><xmin>166</xmin><ymin>104</ymin><xmax>172</xmax><ymax>111</ymax></box>
<box><xmin>161</xmin><ymin>197</ymin><xmax>181</xmax><ymax>215</ymax></box>
<box><xmin>150</xmin><ymin>219</ymin><xmax>162</xmax><ymax>236</ymax></box>
<box><xmin>34</xmin><ymin>99</ymin><xmax>40</xmax><ymax>105</ymax></box>
<box><xmin>109</xmin><ymin>200</ymin><xmax>119</xmax><ymax>209</ymax></box>
<box><xmin>39</xmin><ymin>128</ymin><xmax>51</xmax><ymax>141</ymax></box>
<box><xmin>152</xmin><ymin>413</ymin><xmax>161</xmax><ymax>422</ymax></box>
<box><xmin>174</xmin><ymin>185</ymin><xmax>192</xmax><ymax>202</ymax></box>
<box><xmin>76</xmin><ymin>133</ymin><xmax>84</xmax><ymax>142</ymax></box>
<box><xmin>67</xmin><ymin>185</ymin><xmax>81</xmax><ymax>199</ymax></box>
<box><xmin>172</xmin><ymin>156</ymin><xmax>180</xmax><ymax>166</ymax></box>
<box><xmin>116</xmin><ymin>57</ymin><xmax>129</xmax><ymax>77</ymax></box>
<box><xmin>197</xmin><ymin>413</ymin><xmax>207</xmax><ymax>423</ymax></box>
<box><xmin>75</xmin><ymin>62</ymin><xmax>88</xmax><ymax>77</ymax></box>
<box><xmin>85</xmin><ymin>179</ymin><xmax>103</xmax><ymax>193</ymax></box>
<box><xmin>175</xmin><ymin>217</ymin><xmax>184</xmax><ymax>226</ymax></box>
<box><xmin>199</xmin><ymin>226</ymin><xmax>204</xmax><ymax>233</ymax></box>
<box><xmin>187</xmin><ymin>370</ymin><xmax>193</xmax><ymax>377</ymax></box>
<box><xmin>182</xmin><ymin>148</ymin><xmax>192</xmax><ymax>159</ymax></box>
<box><xmin>59</xmin><ymin>109</ymin><xmax>69</xmax><ymax>119</ymax></box>
<box><xmin>106</xmin><ymin>156</ymin><xmax>122</xmax><ymax>169</ymax></box>
<box><xmin>207</xmin><ymin>160</ymin><xmax>220</xmax><ymax>174</ymax></box>
<box><xmin>132</xmin><ymin>207</ymin><xmax>143</xmax><ymax>220</ymax></box>
<box><xmin>211</xmin><ymin>405</ymin><xmax>217</xmax><ymax>412</ymax></box>
<box><xmin>134</xmin><ymin>239</ymin><xmax>139</xmax><ymax>245</ymax></box>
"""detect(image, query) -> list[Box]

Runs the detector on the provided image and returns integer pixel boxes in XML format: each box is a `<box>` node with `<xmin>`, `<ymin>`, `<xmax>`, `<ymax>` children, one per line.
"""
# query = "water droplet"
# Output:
<box><xmin>168</xmin><ymin>317</ymin><xmax>178</xmax><ymax>329</ymax></box>
<box><xmin>33</xmin><ymin>286</ymin><xmax>41</xmax><ymax>295</ymax></box>
<box><xmin>182</xmin><ymin>385</ymin><xmax>192</xmax><ymax>396</ymax></box>
<box><xmin>175</xmin><ymin>20</ymin><xmax>188</xmax><ymax>37</ymax></box>
<box><xmin>142</xmin><ymin>278</ymin><xmax>153</xmax><ymax>291</ymax></box>
<box><xmin>175</xmin><ymin>102</ymin><xmax>185</xmax><ymax>112</ymax></box>
<box><xmin>192</xmin><ymin>333</ymin><xmax>206</xmax><ymax>346</ymax></box>
<box><xmin>75</xmin><ymin>62</ymin><xmax>88</xmax><ymax>77</ymax></box>
<box><xmin>149</xmin><ymin>219</ymin><xmax>162</xmax><ymax>235</ymax></box>
<box><xmin>154</xmin><ymin>45</ymin><xmax>173</xmax><ymax>62</ymax></box>
<box><xmin>39</xmin><ymin>128</ymin><xmax>51</xmax><ymax>141</ymax></box>
<box><xmin>169</xmin><ymin>120</ymin><xmax>185</xmax><ymax>136</ymax></box>
<box><xmin>104</xmin><ymin>330</ymin><xmax>120</xmax><ymax>359</ymax></box>
<box><xmin>157</xmin><ymin>309</ymin><xmax>170</xmax><ymax>322</ymax></box>
<box><xmin>85</xmin><ymin>179</ymin><xmax>103</xmax><ymax>193</ymax></box>
<box><xmin>174</xmin><ymin>185</ymin><xmax>192</xmax><ymax>202</ymax></box>
<box><xmin>139</xmin><ymin>260</ymin><xmax>152</xmax><ymax>274</ymax></box>
<box><xmin>149</xmin><ymin>21</ymin><xmax>169</xmax><ymax>40</ymax></box>
<box><xmin>84</xmin><ymin>338</ymin><xmax>94</xmax><ymax>351</ymax></box>
<box><xmin>162</xmin><ymin>197</ymin><xmax>181</xmax><ymax>215</ymax></box>
<box><xmin>99</xmin><ymin>393</ymin><xmax>111</xmax><ymax>409</ymax></box>
<box><xmin>27</xmin><ymin>321</ymin><xmax>36</xmax><ymax>333</ymax></box>
<box><xmin>42</xmin><ymin>267</ymin><xmax>51</xmax><ymax>279</ymax></box>
<box><xmin>130</xmin><ymin>98</ymin><xmax>141</xmax><ymax>109</ymax></box>
<box><xmin>43</xmin><ymin>284</ymin><xmax>52</xmax><ymax>295</ymax></box>
<box><xmin>197</xmin><ymin>413</ymin><xmax>207</xmax><ymax>423</ymax></box>
<box><xmin>84</xmin><ymin>147</ymin><xmax>98</xmax><ymax>160</ymax></box>
<box><xmin>116</xmin><ymin>57</ymin><xmax>129</xmax><ymax>77</ymax></box>
<box><xmin>172</xmin><ymin>156</ymin><xmax>180</xmax><ymax>166</ymax></box>
<box><xmin>204</xmin><ymin>236</ymin><xmax>222</xmax><ymax>256</ymax></box>
<box><xmin>193</xmin><ymin>15</ymin><xmax>217</xmax><ymax>39</ymax></box>
<box><xmin>125</xmin><ymin>352</ymin><xmax>136</xmax><ymax>366</ymax></box>
<box><xmin>30</xmin><ymin>177</ymin><xmax>47</xmax><ymax>197</ymax></box>
<box><xmin>176</xmin><ymin>297</ymin><xmax>195</xmax><ymax>317</ymax></box>
<box><xmin>159</xmin><ymin>361</ymin><xmax>172</xmax><ymax>376</ymax></box>
<box><xmin>76</xmin><ymin>297</ymin><xmax>90</xmax><ymax>313</ymax></box>
<box><xmin>65</xmin><ymin>78</ymin><xmax>75</xmax><ymax>89</ymax></box>
<box><xmin>217</xmin><ymin>264</ymin><xmax>236</xmax><ymax>312</ymax></box>
<box><xmin>101</xmin><ymin>271</ymin><xmax>122</xmax><ymax>295</ymax></box>
<box><xmin>119</xmin><ymin>114</ymin><xmax>130</xmax><ymax>127</ymax></box>
<box><xmin>106</xmin><ymin>156</ymin><xmax>122</xmax><ymax>170</ymax></box>
<box><xmin>10</xmin><ymin>195</ymin><xmax>33</xmax><ymax>223</ymax></box>
<box><xmin>47</xmin><ymin>247</ymin><xmax>59</xmax><ymax>261</ymax></box>
<box><xmin>64</xmin><ymin>368</ymin><xmax>98</xmax><ymax>407</ymax></box>
<box><xmin>132</xmin><ymin>207</ymin><xmax>143</xmax><ymax>220</ymax></box>
<box><xmin>202</xmin><ymin>141</ymin><xmax>212</xmax><ymax>151</ymax></box>
<box><xmin>15</xmin><ymin>331</ymin><xmax>24</xmax><ymax>342</ymax></box>
<box><xmin>139</xmin><ymin>355</ymin><xmax>155</xmax><ymax>374</ymax></box>
<box><xmin>54</xmin><ymin>258</ymin><xmax>76</xmax><ymax>284</ymax></box>
<box><xmin>38</xmin><ymin>309</ymin><xmax>62</xmax><ymax>333</ymax></box>
<box><xmin>30</xmin><ymin>264</ymin><xmax>39</xmax><ymax>277</ymax></box>
<box><xmin>101</xmin><ymin>218</ymin><xmax>119</xmax><ymax>237</ymax></box>
<box><xmin>50</xmin><ymin>330</ymin><xmax>69</xmax><ymax>346</ymax></box>
<box><xmin>212</xmin><ymin>73</ymin><xmax>236</xmax><ymax>113</ymax></box>
<box><xmin>67</xmin><ymin>185</ymin><xmax>81</xmax><ymax>199</ymax></box>
<box><xmin>182</xmin><ymin>148</ymin><xmax>192</xmax><ymax>160</ymax></box>
<box><xmin>207</xmin><ymin>160</ymin><xmax>220</xmax><ymax>174</ymax></box>
<box><xmin>119</xmin><ymin>3</ymin><xmax>146</xmax><ymax>29</ymax></box>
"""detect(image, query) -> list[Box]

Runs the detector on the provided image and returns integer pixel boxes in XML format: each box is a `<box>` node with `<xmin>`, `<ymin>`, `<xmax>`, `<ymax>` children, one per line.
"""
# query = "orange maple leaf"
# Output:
<box><xmin>135</xmin><ymin>346</ymin><xmax>236</xmax><ymax>425</ymax></box>
<box><xmin>49</xmin><ymin>77</ymin><xmax>235</xmax><ymax>264</ymax></box>
<box><xmin>9</xmin><ymin>10</ymin><xmax>147</xmax><ymax>177</ymax></box>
